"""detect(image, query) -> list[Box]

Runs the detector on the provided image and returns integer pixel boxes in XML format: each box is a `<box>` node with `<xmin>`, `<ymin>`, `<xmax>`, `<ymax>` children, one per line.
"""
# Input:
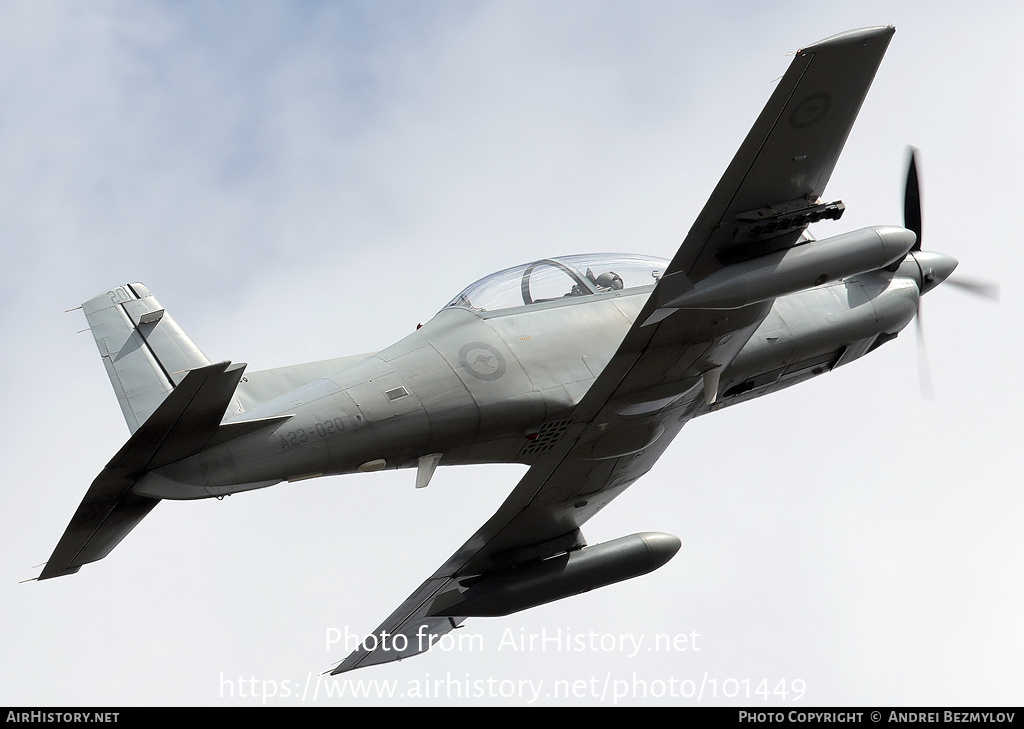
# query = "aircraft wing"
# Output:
<box><xmin>331</xmin><ymin>26</ymin><xmax>894</xmax><ymax>674</ymax></box>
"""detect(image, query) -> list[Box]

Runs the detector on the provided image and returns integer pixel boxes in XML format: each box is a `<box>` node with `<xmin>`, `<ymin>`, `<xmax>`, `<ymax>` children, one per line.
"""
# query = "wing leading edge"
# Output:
<box><xmin>331</xmin><ymin>25</ymin><xmax>895</xmax><ymax>674</ymax></box>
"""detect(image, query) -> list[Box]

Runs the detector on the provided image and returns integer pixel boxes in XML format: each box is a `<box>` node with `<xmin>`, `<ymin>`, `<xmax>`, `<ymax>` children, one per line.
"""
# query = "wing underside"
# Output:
<box><xmin>332</xmin><ymin>25</ymin><xmax>895</xmax><ymax>674</ymax></box>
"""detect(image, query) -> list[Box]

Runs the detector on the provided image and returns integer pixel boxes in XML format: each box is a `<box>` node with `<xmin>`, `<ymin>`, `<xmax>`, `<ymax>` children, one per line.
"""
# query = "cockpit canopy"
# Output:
<box><xmin>444</xmin><ymin>254</ymin><xmax>667</xmax><ymax>313</ymax></box>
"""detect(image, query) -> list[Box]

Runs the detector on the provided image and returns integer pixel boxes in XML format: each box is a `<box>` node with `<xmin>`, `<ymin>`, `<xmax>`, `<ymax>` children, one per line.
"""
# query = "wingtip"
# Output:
<box><xmin>799</xmin><ymin>25</ymin><xmax>896</xmax><ymax>54</ymax></box>
<box><xmin>37</xmin><ymin>563</ymin><xmax>81</xmax><ymax>581</ymax></box>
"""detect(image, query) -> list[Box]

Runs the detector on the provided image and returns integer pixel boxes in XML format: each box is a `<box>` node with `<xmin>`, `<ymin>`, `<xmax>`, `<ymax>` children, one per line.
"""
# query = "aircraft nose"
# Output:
<box><xmin>911</xmin><ymin>251</ymin><xmax>958</xmax><ymax>295</ymax></box>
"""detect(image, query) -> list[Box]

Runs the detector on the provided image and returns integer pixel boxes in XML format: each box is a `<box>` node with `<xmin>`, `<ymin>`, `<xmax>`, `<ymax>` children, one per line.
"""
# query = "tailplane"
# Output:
<box><xmin>40</xmin><ymin>283</ymin><xmax>258</xmax><ymax>580</ymax></box>
<box><xmin>39</xmin><ymin>360</ymin><xmax>249</xmax><ymax>579</ymax></box>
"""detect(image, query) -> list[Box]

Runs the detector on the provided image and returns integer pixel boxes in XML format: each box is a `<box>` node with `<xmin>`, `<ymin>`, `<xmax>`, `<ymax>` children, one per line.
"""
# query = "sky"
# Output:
<box><xmin>2</xmin><ymin>0</ymin><xmax>1022</xmax><ymax>707</ymax></box>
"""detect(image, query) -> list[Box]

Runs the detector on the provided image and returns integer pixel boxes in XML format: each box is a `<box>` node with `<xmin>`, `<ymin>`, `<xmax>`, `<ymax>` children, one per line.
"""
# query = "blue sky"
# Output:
<box><xmin>2</xmin><ymin>1</ymin><xmax>1022</xmax><ymax>706</ymax></box>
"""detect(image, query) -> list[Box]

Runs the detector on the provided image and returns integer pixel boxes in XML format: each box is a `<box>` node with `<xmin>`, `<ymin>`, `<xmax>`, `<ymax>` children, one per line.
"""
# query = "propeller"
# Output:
<box><xmin>943</xmin><ymin>276</ymin><xmax>1000</xmax><ymax>302</ymax></box>
<box><xmin>901</xmin><ymin>147</ymin><xmax>932</xmax><ymax>397</ymax></box>
<box><xmin>913</xmin><ymin>299</ymin><xmax>934</xmax><ymax>400</ymax></box>
<box><xmin>904</xmin><ymin>146</ymin><xmax>922</xmax><ymax>252</ymax></box>
<box><xmin>900</xmin><ymin>146</ymin><xmax>999</xmax><ymax>397</ymax></box>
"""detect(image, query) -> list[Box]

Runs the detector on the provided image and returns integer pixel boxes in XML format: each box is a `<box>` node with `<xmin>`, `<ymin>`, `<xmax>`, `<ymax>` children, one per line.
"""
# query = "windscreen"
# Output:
<box><xmin>444</xmin><ymin>254</ymin><xmax>665</xmax><ymax>313</ymax></box>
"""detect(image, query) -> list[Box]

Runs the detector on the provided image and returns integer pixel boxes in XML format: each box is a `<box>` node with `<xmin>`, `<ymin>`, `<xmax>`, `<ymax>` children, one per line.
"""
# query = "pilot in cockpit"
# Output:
<box><xmin>586</xmin><ymin>268</ymin><xmax>624</xmax><ymax>292</ymax></box>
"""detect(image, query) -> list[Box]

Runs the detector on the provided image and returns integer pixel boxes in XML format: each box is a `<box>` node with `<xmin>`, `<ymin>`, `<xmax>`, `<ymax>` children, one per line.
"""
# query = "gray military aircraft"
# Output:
<box><xmin>38</xmin><ymin>26</ymin><xmax>983</xmax><ymax>673</ymax></box>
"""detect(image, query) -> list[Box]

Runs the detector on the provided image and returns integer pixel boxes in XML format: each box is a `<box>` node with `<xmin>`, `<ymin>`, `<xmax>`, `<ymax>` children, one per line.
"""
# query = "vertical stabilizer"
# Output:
<box><xmin>81</xmin><ymin>283</ymin><xmax>241</xmax><ymax>432</ymax></box>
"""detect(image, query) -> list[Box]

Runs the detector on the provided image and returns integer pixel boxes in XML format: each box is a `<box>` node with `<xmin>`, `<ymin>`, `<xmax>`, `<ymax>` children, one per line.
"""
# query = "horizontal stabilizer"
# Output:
<box><xmin>39</xmin><ymin>361</ymin><xmax>248</xmax><ymax>580</ymax></box>
<box><xmin>107</xmin><ymin>361</ymin><xmax>247</xmax><ymax>472</ymax></box>
<box><xmin>36</xmin><ymin>473</ymin><xmax>159</xmax><ymax>579</ymax></box>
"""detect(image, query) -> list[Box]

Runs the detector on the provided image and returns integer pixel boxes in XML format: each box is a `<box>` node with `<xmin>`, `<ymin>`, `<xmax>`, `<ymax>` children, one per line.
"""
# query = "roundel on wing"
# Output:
<box><xmin>789</xmin><ymin>92</ymin><xmax>832</xmax><ymax>129</ymax></box>
<box><xmin>458</xmin><ymin>342</ymin><xmax>506</xmax><ymax>381</ymax></box>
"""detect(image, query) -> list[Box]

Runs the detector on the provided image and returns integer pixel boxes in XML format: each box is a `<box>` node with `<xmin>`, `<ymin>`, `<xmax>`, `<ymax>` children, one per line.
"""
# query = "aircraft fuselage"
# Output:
<box><xmin>134</xmin><ymin>261</ymin><xmax>919</xmax><ymax>501</ymax></box>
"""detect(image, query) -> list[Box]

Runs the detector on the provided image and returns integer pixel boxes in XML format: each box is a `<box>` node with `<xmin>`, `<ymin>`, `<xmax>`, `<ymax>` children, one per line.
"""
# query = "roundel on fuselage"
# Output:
<box><xmin>458</xmin><ymin>342</ymin><xmax>507</xmax><ymax>381</ymax></box>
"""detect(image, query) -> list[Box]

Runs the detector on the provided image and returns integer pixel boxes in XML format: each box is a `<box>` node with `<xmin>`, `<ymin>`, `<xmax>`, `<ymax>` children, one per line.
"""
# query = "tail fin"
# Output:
<box><xmin>39</xmin><ymin>361</ymin><xmax>249</xmax><ymax>579</ymax></box>
<box><xmin>39</xmin><ymin>284</ymin><xmax>259</xmax><ymax>580</ymax></box>
<box><xmin>82</xmin><ymin>283</ymin><xmax>242</xmax><ymax>432</ymax></box>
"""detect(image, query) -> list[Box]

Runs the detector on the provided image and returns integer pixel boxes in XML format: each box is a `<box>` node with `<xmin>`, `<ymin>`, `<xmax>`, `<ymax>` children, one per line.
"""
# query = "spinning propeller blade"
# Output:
<box><xmin>944</xmin><ymin>276</ymin><xmax>1000</xmax><ymax>303</ymax></box>
<box><xmin>914</xmin><ymin>306</ymin><xmax>934</xmax><ymax>400</ymax></box>
<box><xmin>903</xmin><ymin>147</ymin><xmax>931</xmax><ymax>397</ymax></box>
<box><xmin>904</xmin><ymin>147</ymin><xmax>923</xmax><ymax>252</ymax></box>
<box><xmin>900</xmin><ymin>146</ymin><xmax>998</xmax><ymax>397</ymax></box>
